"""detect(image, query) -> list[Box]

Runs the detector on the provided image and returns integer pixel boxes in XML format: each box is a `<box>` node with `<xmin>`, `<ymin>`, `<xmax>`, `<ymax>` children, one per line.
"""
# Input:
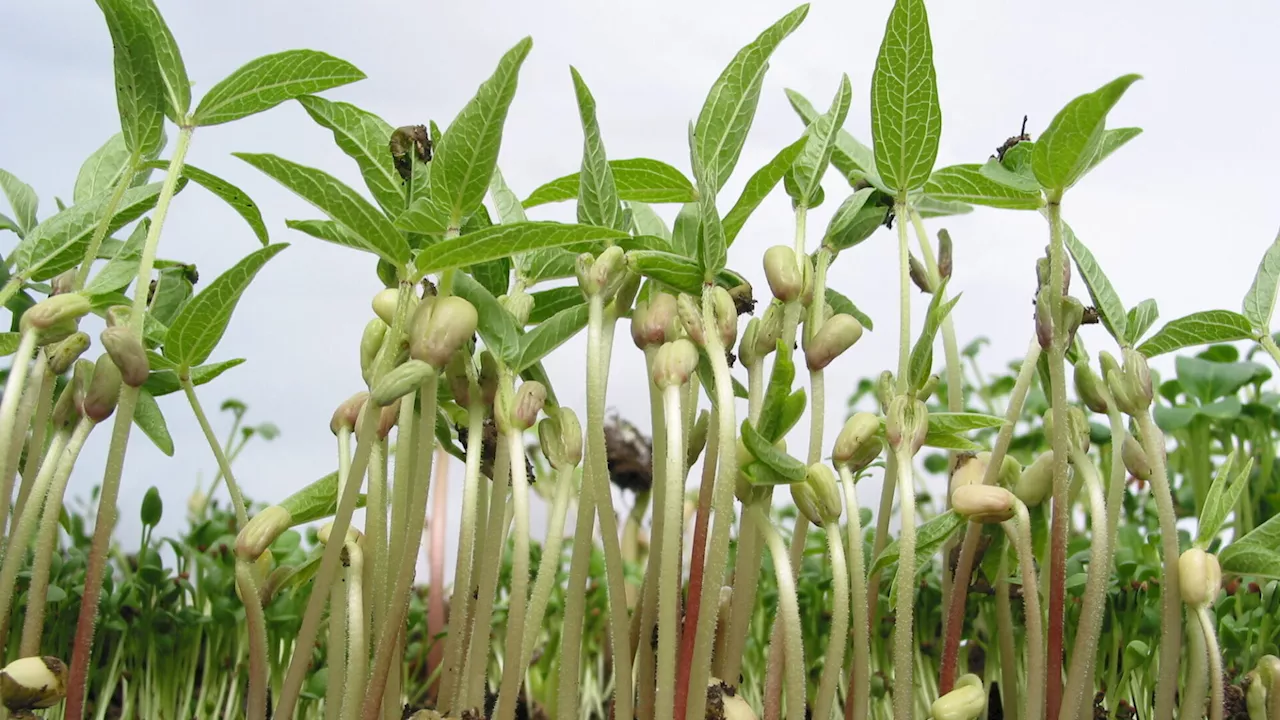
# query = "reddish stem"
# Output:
<box><xmin>673</xmin><ymin>458</ymin><xmax>716</xmax><ymax>720</ymax></box>
<box><xmin>426</xmin><ymin>448</ymin><xmax>450</xmax><ymax>702</ymax></box>
<box><xmin>1046</xmin><ymin>490</ymin><xmax>1068</xmax><ymax>720</ymax></box>
<box><xmin>938</xmin><ymin>523</ymin><xmax>981</xmax><ymax>694</ymax></box>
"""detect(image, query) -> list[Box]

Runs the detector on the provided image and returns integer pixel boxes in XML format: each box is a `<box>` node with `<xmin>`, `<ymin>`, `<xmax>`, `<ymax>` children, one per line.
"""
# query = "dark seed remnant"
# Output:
<box><xmin>390</xmin><ymin>125</ymin><xmax>432</xmax><ymax>182</ymax></box>
<box><xmin>605</xmin><ymin>413</ymin><xmax>653</xmax><ymax>494</ymax></box>
<box><xmin>995</xmin><ymin>115</ymin><xmax>1032</xmax><ymax>162</ymax></box>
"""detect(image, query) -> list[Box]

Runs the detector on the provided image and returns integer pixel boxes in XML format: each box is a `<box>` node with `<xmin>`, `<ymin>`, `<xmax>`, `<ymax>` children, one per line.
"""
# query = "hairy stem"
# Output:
<box><xmin>1061</xmin><ymin>448</ymin><xmax>1110</xmax><ymax>720</ymax></box>
<box><xmin>1136</xmin><ymin>411</ymin><xmax>1182</xmax><ymax>720</ymax></box>
<box><xmin>1004</xmin><ymin>503</ymin><xmax>1044</xmax><ymax>720</ymax></box>
<box><xmin>720</xmin><ymin>505</ymin><xmax>760</xmax><ymax>689</ymax></box>
<box><xmin>1044</xmin><ymin>200</ymin><xmax>1071</xmax><ymax>720</ymax></box>
<box><xmin>814</xmin><ymin>522</ymin><xmax>850</xmax><ymax>720</ymax></box>
<box><xmin>0</xmin><ymin>331</ymin><xmax>39</xmax><ymax>538</ymax></box>
<box><xmin>344</xmin><ymin>541</ymin><xmax>368</xmax><ymax>720</ymax></box>
<box><xmin>557</xmin><ymin>457</ymin><xmax>596</xmax><ymax>720</ymax></box>
<box><xmin>494</xmin><ymin>419</ymin><xmax>534</xmax><ymax>720</ymax></box>
<box><xmin>15</xmin><ymin>360</ymin><xmax>55</xmax><ymax>521</ymax></box>
<box><xmin>1198</xmin><ymin>606</ymin><xmax>1224</xmax><ymax>720</ymax></box>
<box><xmin>183</xmin><ymin>376</ymin><xmax>248</xmax><ymax>528</ymax></box>
<box><xmin>636</xmin><ymin>346</ymin><xmax>667</xmax><ymax>718</ymax></box>
<box><xmin>995</xmin><ymin>551</ymin><xmax>1020</xmax><ymax>720</ymax></box>
<box><xmin>1180</xmin><ymin>614</ymin><xmax>1207</xmax><ymax>720</ymax></box>
<box><xmin>426</xmin><ymin>446</ymin><xmax>449</xmax><ymax>703</ymax></box>
<box><xmin>838</xmin><ymin>465</ymin><xmax>870</xmax><ymax>720</ymax></box>
<box><xmin>520</xmin><ymin>461</ymin><xmax>576</xmax><ymax>666</ymax></box>
<box><xmin>440</xmin><ymin>392</ymin><xmax>485</xmax><ymax>712</ymax></box>
<box><xmin>238</xmin><ymin>559</ymin><xmax>271</xmax><ymax>720</ymax></box>
<box><xmin>754</xmin><ymin>505</ymin><xmax>807</xmax><ymax>720</ymax></box>
<box><xmin>462</xmin><ymin>443</ymin><xmax>511</xmax><ymax>711</ymax></box>
<box><xmin>656</xmin><ymin>384</ymin><xmax>687</xmax><ymax>720</ymax></box>
<box><xmin>892</xmin><ymin>445</ymin><xmax>917</xmax><ymax>720</ymax></box>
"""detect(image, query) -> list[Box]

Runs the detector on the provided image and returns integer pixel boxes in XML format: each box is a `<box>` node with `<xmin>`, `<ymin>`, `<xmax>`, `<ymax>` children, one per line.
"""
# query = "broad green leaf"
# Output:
<box><xmin>15</xmin><ymin>181</ymin><xmax>166</xmax><ymax>282</ymax></box>
<box><xmin>1032</xmin><ymin>74</ymin><xmax>1142</xmax><ymax>194</ymax></box>
<box><xmin>1175</xmin><ymin>356</ymin><xmax>1269</xmax><ymax>404</ymax></box>
<box><xmin>927</xmin><ymin>412</ymin><xmax>1005</xmax><ymax>434</ymax></box>
<box><xmin>85</xmin><ymin>219</ymin><xmax>148</xmax><ymax>296</ymax></box>
<box><xmin>143</xmin><ymin>357</ymin><xmax>246</xmax><ymax>397</ymax></box>
<box><xmin>469</xmin><ymin>257</ymin><xmax>511</xmax><ymax>299</ymax></box>
<box><xmin>1085</xmin><ymin>127</ymin><xmax>1143</xmax><ymax>175</ymax></box>
<box><xmin>923</xmin><ymin>165</ymin><xmax>1043</xmax><ymax>210</ymax></box>
<box><xmin>1061</xmin><ymin>220</ymin><xmax>1127</xmax><ymax>344</ymax></box>
<box><xmin>284</xmin><ymin>219</ymin><xmax>372</xmax><ymax>255</ymax></box>
<box><xmin>453</xmin><ymin>272</ymin><xmax>520</xmax><ymax>365</ymax></box>
<box><xmin>670</xmin><ymin>203</ymin><xmax>700</xmax><ymax>260</ymax></box>
<box><xmin>1220</xmin><ymin>512</ymin><xmax>1280</xmax><ymax>580</ymax></box>
<box><xmin>144</xmin><ymin>161</ymin><xmax>268</xmax><ymax>245</ymax></box>
<box><xmin>790</xmin><ymin>75</ymin><xmax>853</xmax><ymax>207</ymax></box>
<box><xmin>978</xmin><ymin>157</ymin><xmax>1041</xmax><ymax>194</ymax></box>
<box><xmin>698</xmin><ymin>181</ymin><xmax>727</xmax><ymax>277</ymax></box>
<box><xmin>130</xmin><ymin>0</ymin><xmax>190</xmax><ymax>123</ymax></box>
<box><xmin>75</xmin><ymin>134</ymin><xmax>156</xmax><ymax>204</ymax></box>
<box><xmin>235</xmin><ymin>153</ymin><xmax>410</xmax><ymax>266</ymax></box>
<box><xmin>824</xmin><ymin>188</ymin><xmax>879</xmax><ymax>246</ymax></box>
<box><xmin>164</xmin><ymin>244</ymin><xmax>289</xmax><ymax>367</ymax></box>
<box><xmin>741</xmin><ymin>461</ymin><xmax>793</xmax><ymax>487</ymax></box>
<box><xmin>522</xmin><ymin>159</ymin><xmax>697</xmax><ymax>209</ymax></box>
<box><xmin>723</xmin><ymin>136</ymin><xmax>807</xmax><ymax>245</ymax></box>
<box><xmin>0</xmin><ymin>169</ymin><xmax>38</xmax><ymax>238</ymax></box>
<box><xmin>740</xmin><ymin>419</ymin><xmax>806</xmax><ymax>482</ymax></box>
<box><xmin>395</xmin><ymin>196</ymin><xmax>451</xmax><ymax>236</ymax></box>
<box><xmin>1197</xmin><ymin>452</ymin><xmax>1253</xmax><ymax>548</ymax></box>
<box><xmin>785</xmin><ymin>88</ymin><xmax>883</xmax><ymax>191</ymax></box>
<box><xmin>521</xmin><ymin>249</ymin><xmax>579</xmax><ymax>284</ymax></box>
<box><xmin>0</xmin><ymin>333</ymin><xmax>22</xmax><ymax>356</ymax></box>
<box><xmin>870</xmin><ymin>0</ymin><xmax>941</xmax><ymax>195</ymax></box>
<box><xmin>1125</xmin><ymin>299</ymin><xmax>1159</xmax><ymax>347</ymax></box>
<box><xmin>870</xmin><ymin>509</ymin><xmax>964</xmax><ymax>576</ymax></box>
<box><xmin>923</xmin><ymin>431</ymin><xmax>983</xmax><ymax>451</ymax></box>
<box><xmin>93</xmin><ymin>0</ymin><xmax>164</xmax><ymax>157</ymax></box>
<box><xmin>775</xmin><ymin>389</ymin><xmax>807</xmax><ymax>438</ymax></box>
<box><xmin>627</xmin><ymin>202</ymin><xmax>671</xmax><ymax>240</ymax></box>
<box><xmin>148</xmin><ymin>265</ymin><xmax>194</xmax><ymax>326</ymax></box>
<box><xmin>134</xmin><ymin>388</ymin><xmax>174</xmax><ymax>456</ymax></box>
<box><xmin>296</xmin><ymin>95</ymin><xmax>403</xmax><ymax>218</ymax></box>
<box><xmin>1138</xmin><ymin>310</ymin><xmax>1255</xmax><ymax>358</ymax></box>
<box><xmin>757</xmin><ymin>343</ymin><xmax>796</xmax><ymax>442</ymax></box>
<box><xmin>516</xmin><ymin>303</ymin><xmax>590</xmax><ymax>371</ymax></box>
<box><xmin>826</xmin><ymin>195</ymin><xmax>889</xmax><ymax>252</ymax></box>
<box><xmin>693</xmin><ymin>5</ymin><xmax>808</xmax><ymax>192</ymax></box>
<box><xmin>1244</xmin><ymin>228</ymin><xmax>1280</xmax><ymax>336</ymax></box>
<box><xmin>527</xmin><ymin>287</ymin><xmax>585</xmax><ymax>325</ymax></box>
<box><xmin>415</xmin><ymin>222</ymin><xmax>628</xmax><ymax>277</ymax></box>
<box><xmin>824</xmin><ymin>288</ymin><xmax>874</xmax><ymax>330</ymax></box>
<box><xmin>913</xmin><ymin>195</ymin><xmax>972</xmax><ymax>218</ymax></box>
<box><xmin>489</xmin><ymin>167</ymin><xmax>528</xmax><ymax>225</ymax></box>
<box><xmin>627</xmin><ymin>250</ymin><xmax>704</xmax><ymax>295</ymax></box>
<box><xmin>569</xmin><ymin>68</ymin><xmax>624</xmax><ymax>231</ymax></box>
<box><xmin>0</xmin><ymin>214</ymin><xmax>21</xmax><ymax>236</ymax></box>
<box><xmin>194</xmin><ymin>50</ymin><xmax>365</xmax><ymax>126</ymax></box>
<box><xmin>429</xmin><ymin>38</ymin><xmax>532</xmax><ymax>226</ymax></box>
<box><xmin>279</xmin><ymin>471</ymin><xmax>344</xmax><ymax>525</ymax></box>
<box><xmin>907</xmin><ymin>280</ymin><xmax>960</xmax><ymax>390</ymax></box>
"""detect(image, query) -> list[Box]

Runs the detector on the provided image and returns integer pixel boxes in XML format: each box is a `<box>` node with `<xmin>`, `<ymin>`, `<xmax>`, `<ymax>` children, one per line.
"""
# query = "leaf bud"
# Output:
<box><xmin>1178</xmin><ymin>548</ymin><xmax>1221</xmax><ymax>607</ymax></box>
<box><xmin>0</xmin><ymin>656</ymin><xmax>67</xmax><ymax>711</ymax></box>
<box><xmin>359</xmin><ymin>318</ymin><xmax>388</xmax><ymax>387</ymax></box>
<box><xmin>99</xmin><ymin>326</ymin><xmax>147</xmax><ymax>387</ymax></box>
<box><xmin>1015</xmin><ymin>451</ymin><xmax>1054</xmax><ymax>507</ymax></box>
<box><xmin>875</xmin><ymin>371</ymin><xmax>895</xmax><ymax>413</ymax></box>
<box><xmin>790</xmin><ymin>480</ymin><xmax>824</xmax><ymax>527</ymax></box>
<box><xmin>52</xmin><ymin>360</ymin><xmax>92</xmax><ymax>428</ymax></box>
<box><xmin>479</xmin><ymin>351</ymin><xmax>500</xmax><ymax>407</ymax></box>
<box><xmin>411</xmin><ymin>296</ymin><xmax>478</xmax><ymax>369</ymax></box>
<box><xmin>734</xmin><ymin>437</ymin><xmax>782</xmax><ymax>505</ymax></box>
<box><xmin>51</xmin><ymin>269</ymin><xmax>76</xmax><ymax>297</ymax></box>
<box><xmin>236</xmin><ymin>505</ymin><xmax>293</xmax><ymax>560</ymax></box>
<box><xmin>805</xmin><ymin>314</ymin><xmax>863</xmax><ymax>371</ymax></box>
<box><xmin>713</xmin><ymin>286</ymin><xmax>737</xmax><ymax>348</ymax></box>
<box><xmin>677</xmin><ymin>294</ymin><xmax>706</xmax><ymax>346</ymax></box>
<box><xmin>377</xmin><ymin>399</ymin><xmax>400</xmax><ymax>440</ymax></box>
<box><xmin>635</xmin><ymin>292</ymin><xmax>676</xmax><ymax>349</ymax></box>
<box><xmin>919</xmin><ymin>374</ymin><xmax>940</xmax><ymax>403</ymax></box>
<box><xmin>538</xmin><ymin>407</ymin><xmax>583</xmax><ymax>470</ymax></box>
<box><xmin>727</xmin><ymin>281</ymin><xmax>755</xmax><ymax>316</ymax></box>
<box><xmin>653</xmin><ymin>339</ymin><xmax>699</xmax><ymax>389</ymax></box>
<box><xmin>909</xmin><ymin>254</ymin><xmax>934</xmax><ymax>293</ymax></box>
<box><xmin>235</xmin><ymin>549</ymin><xmax>274</xmax><ymax>605</ymax></box>
<box><xmin>1061</xmin><ymin>296</ymin><xmax>1085</xmax><ymax>345</ymax></box>
<box><xmin>499</xmin><ymin>380</ymin><xmax>546</xmax><ymax>433</ymax></box>
<box><xmin>686</xmin><ymin>409</ymin><xmax>710</xmax><ymax>469</ymax></box>
<box><xmin>1036</xmin><ymin>251</ymin><xmax>1070</xmax><ymax>294</ymax></box>
<box><xmin>1074</xmin><ymin>358</ymin><xmax>1108</xmax><ymax>413</ymax></box>
<box><xmin>1098</xmin><ymin>351</ymin><xmax>1122</xmax><ymax>387</ymax></box>
<box><xmin>949</xmin><ymin>453</ymin><xmax>987</xmax><ymax>495</ymax></box>
<box><xmin>738</xmin><ymin>318</ymin><xmax>761</xmax><ymax>366</ymax></box>
<box><xmin>798</xmin><ymin>463</ymin><xmax>842</xmax><ymax>526</ymax></box>
<box><xmin>1035</xmin><ymin>286</ymin><xmax>1054</xmax><ymax>350</ymax></box>
<box><xmin>984</xmin><ymin>452</ymin><xmax>1023</xmax><ymax>489</ymax></box>
<box><xmin>951</xmin><ymin>484</ymin><xmax>1017</xmax><ymax>523</ymax></box>
<box><xmin>330</xmin><ymin>391</ymin><xmax>368</xmax><ymax>435</ymax></box>
<box><xmin>445</xmin><ymin>353</ymin><xmax>474</xmax><ymax>406</ymax></box>
<box><xmin>317</xmin><ymin>520</ymin><xmax>362</xmax><ymax>547</ymax></box>
<box><xmin>929</xmin><ymin>677</ymin><xmax>986</xmax><ymax>720</ymax></box>
<box><xmin>1121</xmin><ymin>348</ymin><xmax>1153</xmax><ymax>409</ymax></box>
<box><xmin>763</xmin><ymin>245</ymin><xmax>802</xmax><ymax>303</ymax></box>
<box><xmin>834</xmin><ymin>412</ymin><xmax>881</xmax><ymax>466</ymax></box>
<box><xmin>372</xmin><ymin>287</ymin><xmax>412</xmax><ymax>326</ymax></box>
<box><xmin>501</xmin><ymin>289</ymin><xmax>534</xmax><ymax>327</ymax></box>
<box><xmin>752</xmin><ymin>302</ymin><xmax>784</xmax><ymax>358</ymax></box>
<box><xmin>19</xmin><ymin>293</ymin><xmax>92</xmax><ymax>334</ymax></box>
<box><xmin>371</xmin><ymin>359</ymin><xmax>434</xmax><ymax>407</ymax></box>
<box><xmin>576</xmin><ymin>246</ymin><xmax>627</xmax><ymax>300</ymax></box>
<box><xmin>83</xmin><ymin>353</ymin><xmax>122</xmax><ymax>422</ymax></box>
<box><xmin>46</xmin><ymin>331</ymin><xmax>91</xmax><ymax>375</ymax></box>
<box><xmin>1245</xmin><ymin>670</ymin><xmax>1266</xmax><ymax>720</ymax></box>
<box><xmin>1121</xmin><ymin>433</ymin><xmax>1152</xmax><ymax>481</ymax></box>
<box><xmin>937</xmin><ymin>229</ymin><xmax>953</xmax><ymax>280</ymax></box>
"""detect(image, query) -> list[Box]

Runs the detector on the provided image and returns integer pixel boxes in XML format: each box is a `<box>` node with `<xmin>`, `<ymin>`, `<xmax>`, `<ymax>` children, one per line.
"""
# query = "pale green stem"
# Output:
<box><xmin>995</xmin><ymin>551</ymin><xmax>1020</xmax><ymax>720</ymax></box>
<box><xmin>362</xmin><ymin>379</ymin><xmax>438</xmax><ymax>720</ymax></box>
<box><xmin>0</xmin><ymin>277</ymin><xmax>23</xmax><ymax>315</ymax></box>
<box><xmin>462</xmin><ymin>442</ymin><xmax>511</xmax><ymax>712</ymax></box>
<box><xmin>326</xmin><ymin>566</ymin><xmax>348</xmax><ymax>720</ymax></box>
<box><xmin>495</xmin><ymin>421</ymin><xmax>535</xmax><ymax>720</ymax></box>
<box><xmin>1180</xmin><ymin>614</ymin><xmax>1207</xmax><ymax>720</ymax></box>
<box><xmin>520</xmin><ymin>461</ymin><xmax>576</xmax><ymax>666</ymax></box>
<box><xmin>362</xmin><ymin>434</ymin><xmax>383</xmax><ymax>647</ymax></box>
<box><xmin>384</xmin><ymin>392</ymin><xmax>419</xmax><ymax>623</ymax></box>
<box><xmin>1003</xmin><ymin>503</ymin><xmax>1044</xmax><ymax>720</ymax></box>
<box><xmin>1136</xmin><ymin>411</ymin><xmax>1182</xmax><ymax>720</ymax></box>
<box><xmin>754</xmin><ymin>505</ymin><xmax>807</xmax><ymax>720</ymax></box>
<box><xmin>343</xmin><ymin>541</ymin><xmax>367</xmax><ymax>720</ymax></box>
<box><xmin>636</xmin><ymin>345</ymin><xmax>667</xmax><ymax>719</ymax></box>
<box><xmin>814</xmin><ymin>521</ymin><xmax>850</xmax><ymax>720</ymax></box>
<box><xmin>747</xmin><ymin>356</ymin><xmax>765</xmax><ymax>423</ymax></box>
<box><xmin>1198</xmin><ymin>606</ymin><xmax>1224</xmax><ymax>720</ymax></box>
<box><xmin>683</xmin><ymin>289</ymin><xmax>741</xmax><ymax>720</ymax></box>
<box><xmin>891</xmin><ymin>444</ymin><xmax>916</xmax><ymax>720</ymax></box>
<box><xmin>806</xmin><ymin>247</ymin><xmax>832</xmax><ymax>465</ymax></box>
<box><xmin>19</xmin><ymin>416</ymin><xmax>94</xmax><ymax>655</ymax></box>
<box><xmin>237</xmin><ymin>559</ymin><xmax>271</xmax><ymax>720</ymax></box>
<box><xmin>1044</xmin><ymin>200</ymin><xmax>1073</xmax><ymax>720</ymax></box>
<box><xmin>73</xmin><ymin>151</ymin><xmax>140</xmax><ymax>290</ymax></box>
<box><xmin>838</xmin><ymin>465</ymin><xmax>870</xmax><ymax>720</ymax></box>
<box><xmin>894</xmin><ymin>202</ymin><xmax>911</xmax><ymax>389</ymax></box>
<box><xmin>720</xmin><ymin>506</ymin><xmax>760</xmax><ymax>688</ymax></box>
<box><xmin>15</xmin><ymin>360</ymin><xmax>55</xmax><ymax>521</ymax></box>
<box><xmin>557</xmin><ymin>471</ymin><xmax>595</xmax><ymax>720</ymax></box>
<box><xmin>182</xmin><ymin>376</ymin><xmax>248</xmax><ymax>528</ymax></box>
<box><xmin>1259</xmin><ymin>334</ymin><xmax>1280</xmax><ymax>372</ymax></box>
<box><xmin>440</xmin><ymin>395</ymin><xmax>486</xmax><ymax>713</ymax></box>
<box><xmin>129</xmin><ymin>126</ymin><xmax>193</xmax><ymax>330</ymax></box>
<box><xmin>1061</xmin><ymin>448</ymin><xmax>1111</xmax><ymax>720</ymax></box>
<box><xmin>655</xmin><ymin>384</ymin><xmax>686</xmax><ymax>720</ymax></box>
<box><xmin>0</xmin><ymin>330</ymin><xmax>39</xmax><ymax>534</ymax></box>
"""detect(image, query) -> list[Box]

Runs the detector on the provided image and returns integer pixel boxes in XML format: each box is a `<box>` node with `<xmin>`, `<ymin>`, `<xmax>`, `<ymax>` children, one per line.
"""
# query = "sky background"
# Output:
<box><xmin>2</xmin><ymin>1</ymin><xmax>1279</xmax><ymax>579</ymax></box>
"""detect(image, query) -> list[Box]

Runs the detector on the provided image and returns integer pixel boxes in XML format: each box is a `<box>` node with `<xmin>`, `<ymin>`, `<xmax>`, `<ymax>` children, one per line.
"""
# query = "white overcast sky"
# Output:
<box><xmin>3</xmin><ymin>1</ymin><xmax>1279</xmax><ymax>569</ymax></box>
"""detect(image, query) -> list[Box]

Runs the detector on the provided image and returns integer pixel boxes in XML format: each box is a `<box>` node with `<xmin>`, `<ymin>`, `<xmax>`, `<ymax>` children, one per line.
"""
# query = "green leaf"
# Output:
<box><xmin>907</xmin><ymin>280</ymin><xmax>960</xmax><ymax>390</ymax></box>
<box><xmin>1032</xmin><ymin>74</ymin><xmax>1142</xmax><ymax>194</ymax></box>
<box><xmin>723</xmin><ymin>136</ymin><xmax>807</xmax><ymax>245</ymax></box>
<box><xmin>1138</xmin><ymin>310</ymin><xmax>1255</xmax><ymax>358</ymax></box>
<box><xmin>785</xmin><ymin>89</ymin><xmax>883</xmax><ymax>191</ymax></box>
<box><xmin>775</xmin><ymin>389</ymin><xmax>807</xmax><ymax>438</ymax></box>
<box><xmin>415</xmin><ymin>222</ymin><xmax>628</xmax><ymax>277</ymax></box>
<box><xmin>823</xmin><ymin>188</ymin><xmax>880</xmax><ymax>250</ymax></box>
<box><xmin>757</xmin><ymin>343</ymin><xmax>797</xmax><ymax>442</ymax></box>
<box><xmin>670</xmin><ymin>203</ymin><xmax>700</xmax><ymax>260</ymax></box>
<box><xmin>870</xmin><ymin>0</ymin><xmax>941</xmax><ymax>195</ymax></box>
<box><xmin>567</xmin><ymin>67</ymin><xmax>624</xmax><ymax>231</ymax></box>
<box><xmin>527</xmin><ymin>287</ymin><xmax>585</xmax><ymax>325</ymax></box>
<box><xmin>394</xmin><ymin>196</ymin><xmax>451</xmax><ymax>236</ymax></box>
<box><xmin>453</xmin><ymin>272</ymin><xmax>520</xmax><ymax>365</ymax></box>
<box><xmin>1175</xmin><ymin>356</ymin><xmax>1269</xmax><ymax>405</ymax></box>
<box><xmin>789</xmin><ymin>75</ymin><xmax>853</xmax><ymax>207</ymax></box>
<box><xmin>1244</xmin><ymin>228</ymin><xmax>1280</xmax><ymax>336</ymax></box>
<box><xmin>627</xmin><ymin>251</ymin><xmax>704</xmax><ymax>295</ymax></box>
<box><xmin>693</xmin><ymin>5</ymin><xmax>808</xmax><ymax>192</ymax></box>
<box><xmin>468</xmin><ymin>258</ymin><xmax>510</xmax><ymax>299</ymax></box>
<box><xmin>913</xmin><ymin>196</ymin><xmax>972</xmax><ymax>218</ymax></box>
<box><xmin>15</xmin><ymin>181</ymin><xmax>166</xmax><ymax>282</ymax></box>
<box><xmin>870</xmin><ymin>509</ymin><xmax>964</xmax><ymax>576</ymax></box>
<box><xmin>977</xmin><ymin>156</ymin><xmax>1041</xmax><ymax>194</ymax></box>
<box><xmin>235</xmin><ymin>153</ymin><xmax>409</xmax><ymax>266</ymax></box>
<box><xmin>923</xmin><ymin>165</ymin><xmax>1043</xmax><ymax>210</ymax></box>
<box><xmin>927</xmin><ymin>412</ymin><xmax>1005</xmax><ymax>434</ymax></box>
<box><xmin>85</xmin><ymin>218</ymin><xmax>148</xmax><ymax>296</ymax></box>
<box><xmin>923</xmin><ymin>431</ymin><xmax>983</xmax><ymax>451</ymax></box>
<box><xmin>429</xmin><ymin>38</ymin><xmax>533</xmax><ymax>226</ymax></box>
<box><xmin>1085</xmin><ymin>127</ymin><xmax>1143</xmax><ymax>175</ymax></box>
<box><xmin>75</xmin><ymin>134</ymin><xmax>154</xmax><ymax>204</ymax></box>
<box><xmin>0</xmin><ymin>333</ymin><xmax>23</xmax><ymax>356</ymax></box>
<box><xmin>93</xmin><ymin>0</ymin><xmax>165</xmax><ymax>157</ymax></box>
<box><xmin>143</xmin><ymin>161</ymin><xmax>268</xmax><ymax>246</ymax></box>
<box><xmin>284</xmin><ymin>219</ymin><xmax>372</xmax><ymax>255</ymax></box>
<box><xmin>296</xmin><ymin>95</ymin><xmax>403</xmax><ymax>218</ymax></box>
<box><xmin>516</xmin><ymin>303</ymin><xmax>590</xmax><ymax>371</ymax></box>
<box><xmin>741</xmin><ymin>461</ymin><xmax>793</xmax><ymax>487</ymax></box>
<box><xmin>740</xmin><ymin>419</ymin><xmax>806</xmax><ymax>482</ymax></box>
<box><xmin>521</xmin><ymin>249</ymin><xmax>578</xmax><ymax>284</ymax></box>
<box><xmin>1221</xmin><ymin>512</ymin><xmax>1280</xmax><ymax>580</ymax></box>
<box><xmin>0</xmin><ymin>213</ymin><xmax>21</xmax><ymax>235</ymax></box>
<box><xmin>627</xmin><ymin>202</ymin><xmax>671</xmax><ymax>240</ymax></box>
<box><xmin>194</xmin><ymin>50</ymin><xmax>365</xmax><ymax>126</ymax></box>
<box><xmin>522</xmin><ymin>159</ymin><xmax>697</xmax><ymax>209</ymax></box>
<box><xmin>490</xmin><ymin>167</ymin><xmax>529</xmax><ymax>225</ymax></box>
<box><xmin>824</xmin><ymin>288</ymin><xmax>873</xmax><ymax>331</ymax></box>
<box><xmin>134</xmin><ymin>388</ymin><xmax>174</xmax><ymax>456</ymax></box>
<box><xmin>129</xmin><ymin>0</ymin><xmax>190</xmax><ymax>123</ymax></box>
<box><xmin>1061</xmin><ymin>220</ymin><xmax>1127</xmax><ymax>344</ymax></box>
<box><xmin>279</xmin><ymin>471</ymin><xmax>344</xmax><ymax>526</ymax></box>
<box><xmin>698</xmin><ymin>182</ymin><xmax>726</xmax><ymax>278</ymax></box>
<box><xmin>1197</xmin><ymin>452</ymin><xmax>1253</xmax><ymax>548</ymax></box>
<box><xmin>164</xmin><ymin>244</ymin><xmax>289</xmax><ymax>367</ymax></box>
<box><xmin>0</xmin><ymin>169</ymin><xmax>38</xmax><ymax>238</ymax></box>
<box><xmin>1125</xmin><ymin>299</ymin><xmax>1159</xmax><ymax>347</ymax></box>
<box><xmin>143</xmin><ymin>357</ymin><xmax>245</xmax><ymax>398</ymax></box>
